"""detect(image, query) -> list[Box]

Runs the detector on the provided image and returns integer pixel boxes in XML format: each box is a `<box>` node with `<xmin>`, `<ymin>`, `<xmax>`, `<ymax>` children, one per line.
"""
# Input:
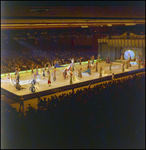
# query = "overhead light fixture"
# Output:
<box><xmin>81</xmin><ymin>26</ymin><xmax>88</xmax><ymax>28</ymax></box>
<box><xmin>107</xmin><ymin>24</ymin><xmax>112</xmax><ymax>26</ymax></box>
<box><xmin>125</xmin><ymin>23</ymin><xmax>136</xmax><ymax>26</ymax></box>
<box><xmin>30</xmin><ymin>8</ymin><xmax>52</xmax><ymax>13</ymax></box>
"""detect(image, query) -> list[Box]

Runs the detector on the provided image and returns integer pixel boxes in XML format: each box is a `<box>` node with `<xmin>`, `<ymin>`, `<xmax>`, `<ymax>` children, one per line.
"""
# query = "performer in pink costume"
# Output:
<box><xmin>48</xmin><ymin>73</ymin><xmax>51</xmax><ymax>86</ymax></box>
<box><xmin>96</xmin><ymin>61</ymin><xmax>98</xmax><ymax>72</ymax></box>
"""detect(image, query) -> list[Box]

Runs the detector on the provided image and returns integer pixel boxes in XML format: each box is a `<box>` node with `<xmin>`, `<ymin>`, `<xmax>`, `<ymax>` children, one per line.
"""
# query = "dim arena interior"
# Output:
<box><xmin>1</xmin><ymin>2</ymin><xmax>145</xmax><ymax>149</ymax></box>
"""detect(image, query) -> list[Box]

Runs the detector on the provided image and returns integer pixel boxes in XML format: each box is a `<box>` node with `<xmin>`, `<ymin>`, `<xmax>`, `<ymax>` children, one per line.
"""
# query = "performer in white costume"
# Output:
<box><xmin>71</xmin><ymin>58</ymin><xmax>74</xmax><ymax>64</ymax></box>
<box><xmin>9</xmin><ymin>74</ymin><xmax>14</xmax><ymax>86</ymax></box>
<box><xmin>98</xmin><ymin>54</ymin><xmax>100</xmax><ymax>62</ymax></box>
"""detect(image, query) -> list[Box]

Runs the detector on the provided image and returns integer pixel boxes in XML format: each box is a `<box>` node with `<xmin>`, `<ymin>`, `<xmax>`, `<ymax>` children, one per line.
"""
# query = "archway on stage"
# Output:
<box><xmin>124</xmin><ymin>50</ymin><xmax>135</xmax><ymax>60</ymax></box>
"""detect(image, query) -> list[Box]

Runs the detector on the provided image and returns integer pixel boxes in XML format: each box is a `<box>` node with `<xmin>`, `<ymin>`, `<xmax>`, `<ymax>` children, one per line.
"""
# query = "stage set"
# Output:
<box><xmin>1</xmin><ymin>58</ymin><xmax>144</xmax><ymax>99</ymax></box>
<box><xmin>1</xmin><ymin>32</ymin><xmax>145</xmax><ymax>100</ymax></box>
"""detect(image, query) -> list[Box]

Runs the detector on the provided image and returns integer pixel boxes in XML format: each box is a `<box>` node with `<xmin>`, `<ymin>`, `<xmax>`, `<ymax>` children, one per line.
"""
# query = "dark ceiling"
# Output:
<box><xmin>1</xmin><ymin>1</ymin><xmax>145</xmax><ymax>29</ymax></box>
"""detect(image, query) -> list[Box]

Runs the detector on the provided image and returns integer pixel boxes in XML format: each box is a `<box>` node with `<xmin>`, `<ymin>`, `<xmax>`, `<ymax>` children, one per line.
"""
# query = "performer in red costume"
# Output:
<box><xmin>48</xmin><ymin>74</ymin><xmax>51</xmax><ymax>86</ymax></box>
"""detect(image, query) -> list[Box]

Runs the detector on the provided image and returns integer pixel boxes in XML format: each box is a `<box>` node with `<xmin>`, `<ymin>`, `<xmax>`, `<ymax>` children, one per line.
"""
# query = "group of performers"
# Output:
<box><xmin>10</xmin><ymin>67</ymin><xmax>26</xmax><ymax>90</ymax></box>
<box><xmin>8</xmin><ymin>53</ymin><xmax>144</xmax><ymax>93</ymax></box>
<box><xmin>10</xmin><ymin>55</ymin><xmax>105</xmax><ymax>89</ymax></box>
<box><xmin>14</xmin><ymin>67</ymin><xmax>24</xmax><ymax>90</ymax></box>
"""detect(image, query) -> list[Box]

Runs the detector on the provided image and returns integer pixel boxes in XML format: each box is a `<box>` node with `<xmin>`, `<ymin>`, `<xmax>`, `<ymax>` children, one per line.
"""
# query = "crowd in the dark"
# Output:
<box><xmin>2</xmin><ymin>24</ymin><xmax>145</xmax><ymax>74</ymax></box>
<box><xmin>1</xmin><ymin>37</ymin><xmax>97</xmax><ymax>74</ymax></box>
<box><xmin>1</xmin><ymin>73</ymin><xmax>145</xmax><ymax>149</ymax></box>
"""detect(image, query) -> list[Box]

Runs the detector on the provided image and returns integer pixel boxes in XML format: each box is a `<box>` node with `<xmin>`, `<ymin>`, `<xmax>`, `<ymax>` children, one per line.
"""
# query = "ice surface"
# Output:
<box><xmin>1</xmin><ymin>61</ymin><xmax>140</xmax><ymax>96</ymax></box>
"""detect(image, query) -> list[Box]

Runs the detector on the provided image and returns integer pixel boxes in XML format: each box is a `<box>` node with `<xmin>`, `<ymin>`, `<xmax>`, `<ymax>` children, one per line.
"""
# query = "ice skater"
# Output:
<box><xmin>63</xmin><ymin>69</ymin><xmax>67</xmax><ymax>79</ymax></box>
<box><xmin>29</xmin><ymin>83</ymin><xmax>36</xmax><ymax>93</ymax></box>
<box><xmin>92</xmin><ymin>55</ymin><xmax>94</xmax><ymax>64</ymax></box>
<box><xmin>54</xmin><ymin>60</ymin><xmax>57</xmax><ymax>66</ymax></box>
<box><xmin>106</xmin><ymin>56</ymin><xmax>110</xmax><ymax>63</ymax></box>
<box><xmin>99</xmin><ymin>67</ymin><xmax>102</xmax><ymax>77</ymax></box>
<box><xmin>96</xmin><ymin>61</ymin><xmax>98</xmax><ymax>72</ymax></box>
<box><xmin>7</xmin><ymin>73</ymin><xmax>11</xmax><ymax>79</ymax></box>
<box><xmin>70</xmin><ymin>72</ymin><xmax>73</xmax><ymax>84</ymax></box>
<box><xmin>71</xmin><ymin>58</ymin><xmax>74</xmax><ymax>64</ymax></box>
<box><xmin>87</xmin><ymin>65</ymin><xmax>91</xmax><ymax>75</ymax></box>
<box><xmin>34</xmin><ymin>72</ymin><xmax>38</xmax><ymax>79</ymax></box>
<box><xmin>44</xmin><ymin>62</ymin><xmax>47</xmax><ymax>70</ymax></box>
<box><xmin>47</xmin><ymin>66</ymin><xmax>50</xmax><ymax>76</ymax></box>
<box><xmin>53</xmin><ymin>67</ymin><xmax>56</xmax><ymax>81</ymax></box>
<box><xmin>136</xmin><ymin>55</ymin><xmax>139</xmax><ymax>63</ymax></box>
<box><xmin>122</xmin><ymin>63</ymin><xmax>125</xmax><ymax>72</ymax></box>
<box><xmin>14</xmin><ymin>67</ymin><xmax>17</xmax><ymax>78</ymax></box>
<box><xmin>72</xmin><ymin>64</ymin><xmax>74</xmax><ymax>72</ymax></box>
<box><xmin>31</xmin><ymin>77</ymin><xmax>36</xmax><ymax>85</ymax></box>
<box><xmin>109</xmin><ymin>62</ymin><xmax>112</xmax><ymax>73</ymax></box>
<box><xmin>125</xmin><ymin>61</ymin><xmax>128</xmax><ymax>69</ymax></box>
<box><xmin>87</xmin><ymin>59</ymin><xmax>90</xmax><ymax>69</ymax></box>
<box><xmin>16</xmin><ymin>69</ymin><xmax>20</xmax><ymax>83</ymax></box>
<box><xmin>9</xmin><ymin>75</ymin><xmax>14</xmax><ymax>86</ymax></box>
<box><xmin>15</xmin><ymin>80</ymin><xmax>26</xmax><ymax>90</ymax></box>
<box><xmin>31</xmin><ymin>64</ymin><xmax>34</xmax><ymax>74</ymax></box>
<box><xmin>48</xmin><ymin>74</ymin><xmax>51</xmax><ymax>86</ymax></box>
<box><xmin>98</xmin><ymin>54</ymin><xmax>100</xmax><ymax>62</ymax></box>
<box><xmin>128</xmin><ymin>53</ymin><xmax>131</xmax><ymax>61</ymax></box>
<box><xmin>42</xmin><ymin>68</ymin><xmax>45</xmax><ymax>79</ymax></box>
<box><xmin>78</xmin><ymin>68</ymin><xmax>82</xmax><ymax>78</ymax></box>
<box><xmin>138</xmin><ymin>61</ymin><xmax>141</xmax><ymax>69</ymax></box>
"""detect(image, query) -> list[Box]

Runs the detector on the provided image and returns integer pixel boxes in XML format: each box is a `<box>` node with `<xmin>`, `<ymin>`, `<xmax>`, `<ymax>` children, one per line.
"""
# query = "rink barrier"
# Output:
<box><xmin>1</xmin><ymin>67</ymin><xmax>145</xmax><ymax>102</ymax></box>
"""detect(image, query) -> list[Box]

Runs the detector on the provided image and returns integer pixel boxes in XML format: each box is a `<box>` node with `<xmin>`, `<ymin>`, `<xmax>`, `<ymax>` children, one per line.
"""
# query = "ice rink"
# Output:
<box><xmin>1</xmin><ymin>60</ymin><xmax>141</xmax><ymax>96</ymax></box>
